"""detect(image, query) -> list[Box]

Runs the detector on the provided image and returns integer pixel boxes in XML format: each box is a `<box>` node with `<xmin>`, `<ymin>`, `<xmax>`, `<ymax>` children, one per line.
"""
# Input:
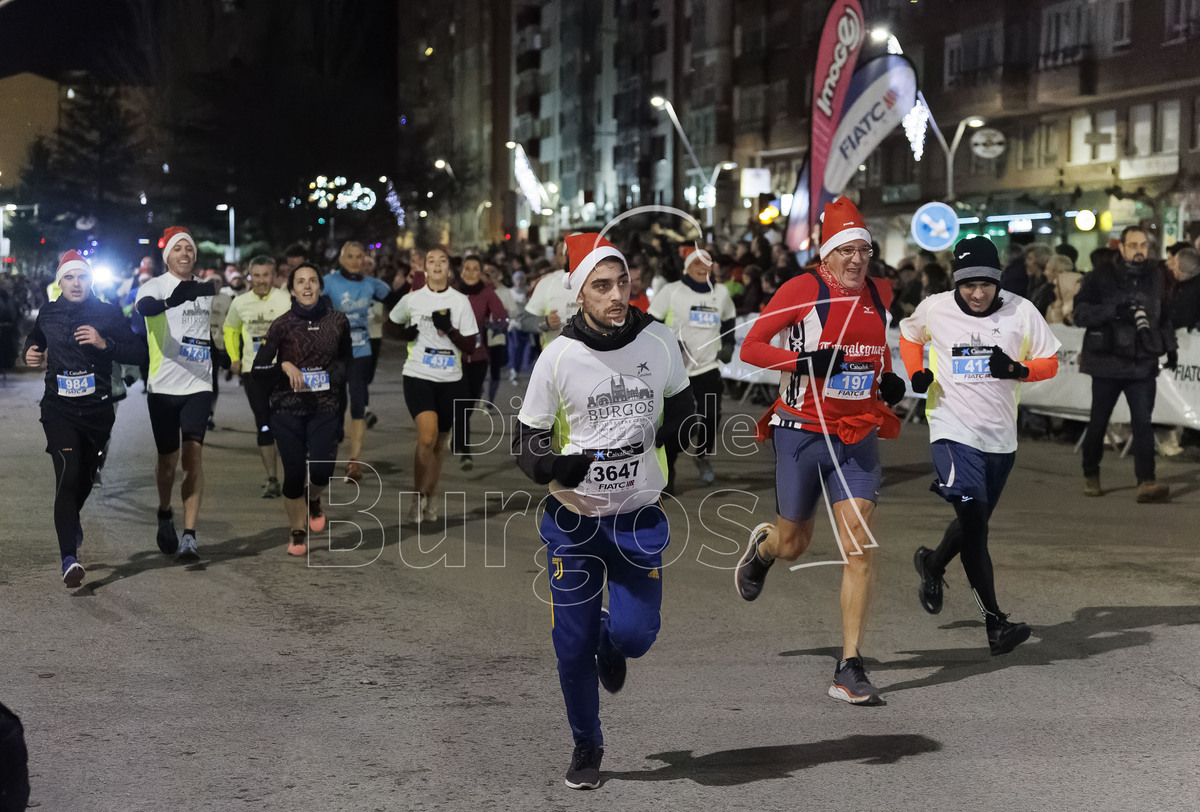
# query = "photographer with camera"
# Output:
<box><xmin>1074</xmin><ymin>226</ymin><xmax>1177</xmax><ymax>503</ymax></box>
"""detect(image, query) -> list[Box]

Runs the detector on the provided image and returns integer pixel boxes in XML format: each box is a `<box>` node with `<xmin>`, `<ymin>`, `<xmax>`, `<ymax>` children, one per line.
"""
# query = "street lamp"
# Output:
<box><xmin>434</xmin><ymin>158</ymin><xmax>456</xmax><ymax>181</ymax></box>
<box><xmin>931</xmin><ymin>116</ymin><xmax>984</xmax><ymax>201</ymax></box>
<box><xmin>216</xmin><ymin>203</ymin><xmax>236</xmax><ymax>262</ymax></box>
<box><xmin>475</xmin><ymin>200</ymin><xmax>492</xmax><ymax>242</ymax></box>
<box><xmin>651</xmin><ymin>96</ymin><xmax>734</xmax><ymax>241</ymax></box>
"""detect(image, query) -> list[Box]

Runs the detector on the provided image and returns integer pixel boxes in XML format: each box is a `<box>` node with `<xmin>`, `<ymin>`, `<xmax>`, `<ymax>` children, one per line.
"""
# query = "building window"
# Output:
<box><xmin>1128</xmin><ymin>103</ymin><xmax>1153</xmax><ymax>156</ymax></box>
<box><xmin>1070</xmin><ymin>112</ymin><xmax>1093</xmax><ymax>164</ymax></box>
<box><xmin>1095</xmin><ymin>109</ymin><xmax>1117</xmax><ymax>162</ymax></box>
<box><xmin>1157</xmin><ymin>99</ymin><xmax>1181</xmax><ymax>153</ymax></box>
<box><xmin>1164</xmin><ymin>0</ymin><xmax>1200</xmax><ymax>41</ymax></box>
<box><xmin>1112</xmin><ymin>0</ymin><xmax>1132</xmax><ymax>45</ymax></box>
<box><xmin>1040</xmin><ymin>1</ymin><xmax>1097</xmax><ymax>68</ymax></box>
<box><xmin>944</xmin><ymin>24</ymin><xmax>1002</xmax><ymax>88</ymax></box>
<box><xmin>1193</xmin><ymin>97</ymin><xmax>1200</xmax><ymax>149</ymax></box>
<box><xmin>943</xmin><ymin>34</ymin><xmax>962</xmax><ymax>89</ymax></box>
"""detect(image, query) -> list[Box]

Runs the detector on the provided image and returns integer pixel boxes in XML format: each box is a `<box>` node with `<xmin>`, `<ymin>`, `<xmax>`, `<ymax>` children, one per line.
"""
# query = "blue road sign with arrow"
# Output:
<box><xmin>911</xmin><ymin>201</ymin><xmax>960</xmax><ymax>252</ymax></box>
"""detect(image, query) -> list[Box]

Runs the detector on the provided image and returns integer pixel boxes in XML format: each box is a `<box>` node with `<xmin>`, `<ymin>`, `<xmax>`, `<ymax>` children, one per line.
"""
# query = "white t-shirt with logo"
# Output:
<box><xmin>900</xmin><ymin>290</ymin><xmax>1061</xmax><ymax>454</ymax></box>
<box><xmin>136</xmin><ymin>273</ymin><xmax>215</xmax><ymax>396</ymax></box>
<box><xmin>648</xmin><ymin>280</ymin><xmax>736</xmax><ymax>376</ymax></box>
<box><xmin>518</xmin><ymin>321</ymin><xmax>689</xmax><ymax>517</ymax></box>
<box><xmin>524</xmin><ymin>269</ymin><xmax>580</xmax><ymax>347</ymax></box>
<box><xmin>388</xmin><ymin>286</ymin><xmax>479</xmax><ymax>383</ymax></box>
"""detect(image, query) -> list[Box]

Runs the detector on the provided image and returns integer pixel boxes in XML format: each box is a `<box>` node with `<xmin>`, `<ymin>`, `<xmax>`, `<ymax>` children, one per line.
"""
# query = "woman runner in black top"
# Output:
<box><xmin>23</xmin><ymin>251</ymin><xmax>146</xmax><ymax>587</ymax></box>
<box><xmin>252</xmin><ymin>264</ymin><xmax>352</xmax><ymax>555</ymax></box>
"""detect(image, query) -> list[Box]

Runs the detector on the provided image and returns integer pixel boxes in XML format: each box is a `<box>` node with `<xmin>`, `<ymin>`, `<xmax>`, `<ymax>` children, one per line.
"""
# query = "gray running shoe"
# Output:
<box><xmin>695</xmin><ymin>456</ymin><xmax>715</xmax><ymax>485</ymax></box>
<box><xmin>735</xmin><ymin>523</ymin><xmax>775</xmax><ymax>601</ymax></box>
<box><xmin>262</xmin><ymin>477</ymin><xmax>282</xmax><ymax>499</ymax></box>
<box><xmin>828</xmin><ymin>656</ymin><xmax>882</xmax><ymax>705</ymax></box>
<box><xmin>177</xmin><ymin>532</ymin><xmax>200</xmax><ymax>561</ymax></box>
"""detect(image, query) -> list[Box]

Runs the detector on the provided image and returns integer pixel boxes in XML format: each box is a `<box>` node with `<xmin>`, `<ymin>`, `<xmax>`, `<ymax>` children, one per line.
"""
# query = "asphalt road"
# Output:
<box><xmin>2</xmin><ymin>347</ymin><xmax>1197</xmax><ymax>812</ymax></box>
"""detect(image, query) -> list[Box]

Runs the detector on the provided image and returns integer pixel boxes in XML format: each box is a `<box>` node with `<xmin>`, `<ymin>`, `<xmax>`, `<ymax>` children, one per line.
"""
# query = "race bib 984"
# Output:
<box><xmin>57</xmin><ymin>372</ymin><xmax>96</xmax><ymax>397</ymax></box>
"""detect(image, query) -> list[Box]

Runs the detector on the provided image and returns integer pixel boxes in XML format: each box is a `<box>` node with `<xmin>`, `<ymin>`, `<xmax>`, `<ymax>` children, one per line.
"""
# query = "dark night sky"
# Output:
<box><xmin>0</xmin><ymin>0</ymin><xmax>141</xmax><ymax>81</ymax></box>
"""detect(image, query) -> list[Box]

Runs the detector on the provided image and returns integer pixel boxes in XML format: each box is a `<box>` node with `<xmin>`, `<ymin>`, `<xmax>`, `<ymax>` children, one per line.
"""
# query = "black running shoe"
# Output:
<box><xmin>596</xmin><ymin>608</ymin><xmax>626</xmax><ymax>694</ymax></box>
<box><xmin>987</xmin><ymin>613</ymin><xmax>1031</xmax><ymax>656</ymax></box>
<box><xmin>735</xmin><ymin>523</ymin><xmax>774</xmax><ymax>601</ymax></box>
<box><xmin>829</xmin><ymin>656</ymin><xmax>882</xmax><ymax>705</ymax></box>
<box><xmin>564</xmin><ymin>744</ymin><xmax>603</xmax><ymax>790</ymax></box>
<box><xmin>156</xmin><ymin>509</ymin><xmax>179</xmax><ymax>555</ymax></box>
<box><xmin>913</xmin><ymin>546</ymin><xmax>945</xmax><ymax>615</ymax></box>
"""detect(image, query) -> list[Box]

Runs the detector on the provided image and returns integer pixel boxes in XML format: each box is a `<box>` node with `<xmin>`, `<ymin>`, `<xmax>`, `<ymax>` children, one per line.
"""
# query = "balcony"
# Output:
<box><xmin>516</xmin><ymin>50</ymin><xmax>541</xmax><ymax>74</ymax></box>
<box><xmin>1035</xmin><ymin>46</ymin><xmax>1098</xmax><ymax>104</ymax></box>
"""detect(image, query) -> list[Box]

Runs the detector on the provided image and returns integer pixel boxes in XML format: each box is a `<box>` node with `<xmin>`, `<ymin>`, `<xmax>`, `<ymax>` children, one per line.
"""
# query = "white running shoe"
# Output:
<box><xmin>423</xmin><ymin>495</ymin><xmax>439</xmax><ymax>523</ymax></box>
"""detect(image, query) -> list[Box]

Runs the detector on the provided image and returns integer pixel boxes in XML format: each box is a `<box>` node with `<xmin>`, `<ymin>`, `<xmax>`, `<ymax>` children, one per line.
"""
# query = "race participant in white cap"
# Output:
<box><xmin>734</xmin><ymin>197</ymin><xmax>907</xmax><ymax>706</ymax></box>
<box><xmin>514</xmin><ymin>232</ymin><xmax>693</xmax><ymax>789</ymax></box>
<box><xmin>901</xmin><ymin>235</ymin><xmax>1060</xmax><ymax>655</ymax></box>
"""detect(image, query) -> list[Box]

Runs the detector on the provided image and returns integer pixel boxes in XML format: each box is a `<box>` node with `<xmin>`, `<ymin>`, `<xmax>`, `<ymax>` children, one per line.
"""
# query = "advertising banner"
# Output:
<box><xmin>809</xmin><ymin>0</ymin><xmax>866</xmax><ymax>234</ymax></box>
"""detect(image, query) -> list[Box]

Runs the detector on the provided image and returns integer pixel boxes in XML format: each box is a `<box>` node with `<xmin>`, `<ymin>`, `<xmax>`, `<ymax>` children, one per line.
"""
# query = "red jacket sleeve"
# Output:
<box><xmin>740</xmin><ymin>275</ymin><xmax>817</xmax><ymax>372</ymax></box>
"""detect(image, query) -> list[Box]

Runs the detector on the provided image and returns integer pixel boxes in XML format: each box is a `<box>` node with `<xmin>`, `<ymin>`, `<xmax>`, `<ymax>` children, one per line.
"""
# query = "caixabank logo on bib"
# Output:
<box><xmin>586</xmin><ymin>373</ymin><xmax>656</xmax><ymax>439</ymax></box>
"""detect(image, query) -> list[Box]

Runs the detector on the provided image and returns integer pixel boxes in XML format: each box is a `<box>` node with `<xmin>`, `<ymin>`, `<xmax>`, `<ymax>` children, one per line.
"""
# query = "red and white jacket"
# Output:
<box><xmin>741</xmin><ymin>268</ymin><xmax>897</xmax><ymax>441</ymax></box>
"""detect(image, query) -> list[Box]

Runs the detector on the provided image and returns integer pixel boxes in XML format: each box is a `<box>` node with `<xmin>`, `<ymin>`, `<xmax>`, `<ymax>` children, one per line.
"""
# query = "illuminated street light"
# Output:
<box><xmin>424</xmin><ymin>47</ymin><xmax>433</xmax><ymax>56</ymax></box>
<box><xmin>378</xmin><ymin>175</ymin><xmax>388</xmax><ymax>183</ymax></box>
<box><xmin>546</xmin><ymin>182</ymin><xmax>558</xmax><ymax>194</ymax></box>
<box><xmin>967</xmin><ymin>117</ymin><xmax>986</xmax><ymax>129</ymax></box>
<box><xmin>505</xmin><ymin>141</ymin><xmax>517</xmax><ymax>150</ymax></box>
<box><xmin>931</xmin><ymin>115</ymin><xmax>986</xmax><ymax>200</ymax></box>
<box><xmin>870</xmin><ymin>27</ymin><xmax>889</xmax><ymax>43</ymax></box>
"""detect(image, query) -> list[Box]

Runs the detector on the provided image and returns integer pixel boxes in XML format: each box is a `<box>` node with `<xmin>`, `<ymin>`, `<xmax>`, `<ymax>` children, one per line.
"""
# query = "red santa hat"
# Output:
<box><xmin>682</xmin><ymin>244</ymin><xmax>714</xmax><ymax>275</ymax></box>
<box><xmin>819</xmin><ymin>196</ymin><xmax>872</xmax><ymax>260</ymax></box>
<box><xmin>159</xmin><ymin>226</ymin><xmax>196</xmax><ymax>264</ymax></box>
<box><xmin>562</xmin><ymin>232</ymin><xmax>627</xmax><ymax>291</ymax></box>
<box><xmin>56</xmin><ymin>250</ymin><xmax>90</xmax><ymax>284</ymax></box>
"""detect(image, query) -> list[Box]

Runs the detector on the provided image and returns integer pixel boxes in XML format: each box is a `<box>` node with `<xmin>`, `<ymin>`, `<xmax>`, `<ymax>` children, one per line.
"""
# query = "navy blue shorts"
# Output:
<box><xmin>773</xmin><ymin>425</ymin><xmax>880</xmax><ymax>523</ymax></box>
<box><xmin>930</xmin><ymin>439</ymin><xmax>1014</xmax><ymax>509</ymax></box>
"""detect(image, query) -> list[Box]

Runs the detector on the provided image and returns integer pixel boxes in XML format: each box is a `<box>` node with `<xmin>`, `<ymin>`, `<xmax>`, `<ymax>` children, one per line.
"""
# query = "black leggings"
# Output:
<box><xmin>271</xmin><ymin>411</ymin><xmax>340</xmax><ymax>500</ymax></box>
<box><xmin>926</xmin><ymin>499</ymin><xmax>1001</xmax><ymax>616</ymax></box>
<box><xmin>452</xmin><ymin>360</ymin><xmax>490</xmax><ymax>456</ymax></box>
<box><xmin>42</xmin><ymin>410</ymin><xmax>112</xmax><ymax>561</ymax></box>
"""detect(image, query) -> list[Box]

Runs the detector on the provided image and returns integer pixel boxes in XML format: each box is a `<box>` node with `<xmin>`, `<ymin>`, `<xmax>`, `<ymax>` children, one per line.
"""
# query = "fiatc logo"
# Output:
<box><xmin>586</xmin><ymin>373</ymin><xmax>656</xmax><ymax>439</ymax></box>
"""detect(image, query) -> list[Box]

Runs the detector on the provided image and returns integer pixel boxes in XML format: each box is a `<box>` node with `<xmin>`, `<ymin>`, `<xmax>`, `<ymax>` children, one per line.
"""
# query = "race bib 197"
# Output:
<box><xmin>422</xmin><ymin>348</ymin><xmax>456</xmax><ymax>369</ymax></box>
<box><xmin>57</xmin><ymin>372</ymin><xmax>96</xmax><ymax>397</ymax></box>
<box><xmin>951</xmin><ymin>346</ymin><xmax>992</xmax><ymax>382</ymax></box>
<box><xmin>301</xmin><ymin>367</ymin><xmax>330</xmax><ymax>391</ymax></box>
<box><xmin>178</xmin><ymin>337</ymin><xmax>211</xmax><ymax>364</ymax></box>
<box><xmin>825</xmin><ymin>362</ymin><xmax>875</xmax><ymax>400</ymax></box>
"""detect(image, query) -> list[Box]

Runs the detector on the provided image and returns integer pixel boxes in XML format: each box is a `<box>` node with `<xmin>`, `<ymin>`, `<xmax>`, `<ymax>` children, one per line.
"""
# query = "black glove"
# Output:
<box><xmin>988</xmin><ymin>347</ymin><xmax>1028</xmax><ymax>380</ymax></box>
<box><xmin>655</xmin><ymin>414</ymin><xmax>697</xmax><ymax>449</ymax></box>
<box><xmin>910</xmin><ymin>368</ymin><xmax>934</xmax><ymax>394</ymax></box>
<box><xmin>551</xmin><ymin>453</ymin><xmax>593</xmax><ymax>488</ymax></box>
<box><xmin>431</xmin><ymin>309</ymin><xmax>454</xmax><ymax>333</ymax></box>
<box><xmin>214</xmin><ymin>345</ymin><xmax>232</xmax><ymax>371</ymax></box>
<box><xmin>399</xmin><ymin>324</ymin><xmax>420</xmax><ymax>342</ymax></box>
<box><xmin>1165</xmin><ymin>349</ymin><xmax>1178</xmax><ymax>371</ymax></box>
<box><xmin>796</xmin><ymin>347</ymin><xmax>845</xmax><ymax>377</ymax></box>
<box><xmin>717</xmin><ymin>342</ymin><xmax>734</xmax><ymax>365</ymax></box>
<box><xmin>878</xmin><ymin>371</ymin><xmax>907</xmax><ymax>406</ymax></box>
<box><xmin>165</xmin><ymin>280</ymin><xmax>202</xmax><ymax>308</ymax></box>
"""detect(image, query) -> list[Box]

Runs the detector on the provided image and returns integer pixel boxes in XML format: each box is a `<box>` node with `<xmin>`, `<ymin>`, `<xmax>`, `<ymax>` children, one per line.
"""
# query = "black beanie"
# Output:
<box><xmin>952</xmin><ymin>236</ymin><xmax>1002</xmax><ymax>285</ymax></box>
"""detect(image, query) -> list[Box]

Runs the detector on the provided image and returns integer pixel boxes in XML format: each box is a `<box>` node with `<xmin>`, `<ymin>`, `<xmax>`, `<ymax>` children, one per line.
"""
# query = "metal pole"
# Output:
<box><xmin>944</xmin><ymin>119</ymin><xmax>970</xmax><ymax>202</ymax></box>
<box><xmin>662</xmin><ymin>100</ymin><xmax>707</xmax><ymax>182</ymax></box>
<box><xmin>228</xmin><ymin>206</ymin><xmax>236</xmax><ymax>261</ymax></box>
